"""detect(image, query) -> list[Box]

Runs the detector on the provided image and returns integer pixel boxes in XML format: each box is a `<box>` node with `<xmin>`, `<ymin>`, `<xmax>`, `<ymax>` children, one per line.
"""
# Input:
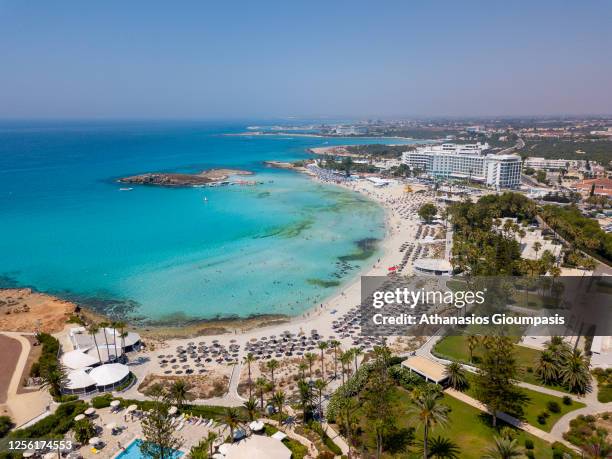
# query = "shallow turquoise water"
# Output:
<box><xmin>0</xmin><ymin>121</ymin><xmax>418</xmax><ymax>324</ymax></box>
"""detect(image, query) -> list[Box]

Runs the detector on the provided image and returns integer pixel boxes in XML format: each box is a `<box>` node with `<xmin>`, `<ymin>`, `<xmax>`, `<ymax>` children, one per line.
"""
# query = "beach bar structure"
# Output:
<box><xmin>401</xmin><ymin>356</ymin><xmax>449</xmax><ymax>385</ymax></box>
<box><xmin>63</xmin><ymin>363</ymin><xmax>131</xmax><ymax>395</ymax></box>
<box><xmin>413</xmin><ymin>258</ymin><xmax>453</xmax><ymax>276</ymax></box>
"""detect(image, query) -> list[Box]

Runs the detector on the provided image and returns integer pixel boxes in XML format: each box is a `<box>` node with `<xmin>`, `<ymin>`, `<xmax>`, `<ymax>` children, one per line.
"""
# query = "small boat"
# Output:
<box><xmin>119</xmin><ymin>187</ymin><xmax>133</xmax><ymax>191</ymax></box>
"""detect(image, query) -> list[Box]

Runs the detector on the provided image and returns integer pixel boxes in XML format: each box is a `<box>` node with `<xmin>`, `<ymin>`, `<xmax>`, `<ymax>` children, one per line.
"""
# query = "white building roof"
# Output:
<box><xmin>224</xmin><ymin>436</ymin><xmax>291</xmax><ymax>459</ymax></box>
<box><xmin>65</xmin><ymin>369</ymin><xmax>96</xmax><ymax>390</ymax></box>
<box><xmin>89</xmin><ymin>363</ymin><xmax>129</xmax><ymax>386</ymax></box>
<box><xmin>401</xmin><ymin>356</ymin><xmax>448</xmax><ymax>384</ymax></box>
<box><xmin>414</xmin><ymin>258</ymin><xmax>453</xmax><ymax>274</ymax></box>
<box><xmin>61</xmin><ymin>350</ymin><xmax>100</xmax><ymax>370</ymax></box>
<box><xmin>69</xmin><ymin>327</ymin><xmax>140</xmax><ymax>352</ymax></box>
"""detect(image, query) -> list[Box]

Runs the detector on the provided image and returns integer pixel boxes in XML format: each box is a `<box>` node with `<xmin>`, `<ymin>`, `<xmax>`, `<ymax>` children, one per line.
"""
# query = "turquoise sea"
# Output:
<box><xmin>0</xmin><ymin>121</ymin><xmax>418</xmax><ymax>324</ymax></box>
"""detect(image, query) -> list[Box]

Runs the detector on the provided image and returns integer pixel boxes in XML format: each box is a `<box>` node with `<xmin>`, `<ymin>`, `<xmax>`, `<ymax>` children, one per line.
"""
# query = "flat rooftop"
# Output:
<box><xmin>401</xmin><ymin>355</ymin><xmax>448</xmax><ymax>384</ymax></box>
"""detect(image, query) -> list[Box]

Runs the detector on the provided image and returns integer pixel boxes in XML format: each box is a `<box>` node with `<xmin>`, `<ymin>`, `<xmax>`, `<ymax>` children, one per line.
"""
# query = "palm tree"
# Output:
<box><xmin>340</xmin><ymin>351</ymin><xmax>352</xmax><ymax>384</ymax></box>
<box><xmin>255</xmin><ymin>377</ymin><xmax>267</xmax><ymax>409</ymax></box>
<box><xmin>317</xmin><ymin>341</ymin><xmax>328</xmax><ymax>379</ymax></box>
<box><xmin>466</xmin><ymin>335</ymin><xmax>479</xmax><ymax>363</ymax></box>
<box><xmin>298</xmin><ymin>361</ymin><xmax>308</xmax><ymax>381</ymax></box>
<box><xmin>87</xmin><ymin>323</ymin><xmax>103</xmax><ymax>364</ymax></box>
<box><xmin>114</xmin><ymin>321</ymin><xmax>127</xmax><ymax>357</ymax></box>
<box><xmin>304</xmin><ymin>352</ymin><xmax>317</xmax><ymax>380</ymax></box>
<box><xmin>482</xmin><ymin>436</ymin><xmax>522</xmax><ymax>459</ymax></box>
<box><xmin>408</xmin><ymin>391</ymin><xmax>450</xmax><ymax>459</ymax></box>
<box><xmin>221</xmin><ymin>407</ymin><xmax>242</xmax><ymax>441</ymax></box>
<box><xmin>313</xmin><ymin>379</ymin><xmax>327</xmax><ymax>419</ymax></box>
<box><xmin>444</xmin><ymin>362</ymin><xmax>468</xmax><ymax>391</ymax></box>
<box><xmin>422</xmin><ymin>436</ymin><xmax>461</xmax><ymax>459</ymax></box>
<box><xmin>243</xmin><ymin>397</ymin><xmax>258</xmax><ymax>422</ymax></box>
<box><xmin>535</xmin><ymin>350</ymin><xmax>559</xmax><ymax>385</ymax></box>
<box><xmin>297</xmin><ymin>379</ymin><xmax>313</xmax><ymax>423</ymax></box>
<box><xmin>169</xmin><ymin>379</ymin><xmax>190</xmax><ymax>410</ymax></box>
<box><xmin>330</xmin><ymin>340</ymin><xmax>340</xmax><ymax>379</ymax></box>
<box><xmin>352</xmin><ymin>348</ymin><xmax>363</xmax><ymax>373</ymax></box>
<box><xmin>244</xmin><ymin>353</ymin><xmax>255</xmax><ymax>398</ymax></box>
<box><xmin>205</xmin><ymin>431</ymin><xmax>218</xmax><ymax>458</ymax></box>
<box><xmin>272</xmin><ymin>391</ymin><xmax>286</xmax><ymax>420</ymax></box>
<box><xmin>40</xmin><ymin>363</ymin><xmax>68</xmax><ymax>398</ymax></box>
<box><xmin>99</xmin><ymin>321</ymin><xmax>112</xmax><ymax>362</ymax></box>
<box><xmin>266</xmin><ymin>359</ymin><xmax>279</xmax><ymax>388</ymax></box>
<box><xmin>581</xmin><ymin>432</ymin><xmax>612</xmax><ymax>459</ymax></box>
<box><xmin>559</xmin><ymin>349</ymin><xmax>592</xmax><ymax>394</ymax></box>
<box><xmin>533</xmin><ymin>241</ymin><xmax>542</xmax><ymax>260</ymax></box>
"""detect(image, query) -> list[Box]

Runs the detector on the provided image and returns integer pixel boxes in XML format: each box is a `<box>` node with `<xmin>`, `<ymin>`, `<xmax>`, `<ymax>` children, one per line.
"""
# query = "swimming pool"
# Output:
<box><xmin>115</xmin><ymin>439</ymin><xmax>184</xmax><ymax>459</ymax></box>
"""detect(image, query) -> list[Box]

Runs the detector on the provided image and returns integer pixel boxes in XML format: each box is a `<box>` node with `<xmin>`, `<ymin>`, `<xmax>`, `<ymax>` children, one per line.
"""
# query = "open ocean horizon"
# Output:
<box><xmin>0</xmin><ymin>120</ymin><xmax>419</xmax><ymax>324</ymax></box>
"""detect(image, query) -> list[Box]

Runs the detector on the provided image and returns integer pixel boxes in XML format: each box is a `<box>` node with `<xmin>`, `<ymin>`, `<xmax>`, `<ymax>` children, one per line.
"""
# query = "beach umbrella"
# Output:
<box><xmin>88</xmin><ymin>437</ymin><xmax>100</xmax><ymax>445</ymax></box>
<box><xmin>43</xmin><ymin>452</ymin><xmax>57</xmax><ymax>459</ymax></box>
<box><xmin>84</xmin><ymin>407</ymin><xmax>95</xmax><ymax>416</ymax></box>
<box><xmin>127</xmin><ymin>404</ymin><xmax>138</xmax><ymax>412</ymax></box>
<box><xmin>168</xmin><ymin>406</ymin><xmax>178</xmax><ymax>415</ymax></box>
<box><xmin>110</xmin><ymin>400</ymin><xmax>121</xmax><ymax>407</ymax></box>
<box><xmin>74</xmin><ymin>414</ymin><xmax>85</xmax><ymax>421</ymax></box>
<box><xmin>105</xmin><ymin>422</ymin><xmax>117</xmax><ymax>430</ymax></box>
<box><xmin>22</xmin><ymin>451</ymin><xmax>35</xmax><ymax>457</ymax></box>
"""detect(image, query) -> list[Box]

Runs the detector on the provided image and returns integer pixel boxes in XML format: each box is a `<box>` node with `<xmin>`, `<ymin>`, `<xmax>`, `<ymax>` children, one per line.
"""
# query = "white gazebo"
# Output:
<box><xmin>223</xmin><ymin>436</ymin><xmax>291</xmax><ymax>459</ymax></box>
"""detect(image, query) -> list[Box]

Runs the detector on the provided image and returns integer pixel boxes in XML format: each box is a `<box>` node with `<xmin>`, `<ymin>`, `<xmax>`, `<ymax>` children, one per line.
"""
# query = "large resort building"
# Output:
<box><xmin>402</xmin><ymin>142</ymin><xmax>522</xmax><ymax>189</ymax></box>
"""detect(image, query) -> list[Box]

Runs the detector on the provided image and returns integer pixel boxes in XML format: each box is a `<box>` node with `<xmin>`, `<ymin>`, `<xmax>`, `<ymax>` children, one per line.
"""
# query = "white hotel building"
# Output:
<box><xmin>402</xmin><ymin>143</ymin><xmax>522</xmax><ymax>189</ymax></box>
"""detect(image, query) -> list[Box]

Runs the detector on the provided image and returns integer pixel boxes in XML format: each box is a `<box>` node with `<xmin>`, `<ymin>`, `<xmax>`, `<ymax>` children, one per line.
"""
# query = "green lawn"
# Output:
<box><xmin>433</xmin><ymin>335</ymin><xmax>573</xmax><ymax>393</ymax></box>
<box><xmin>352</xmin><ymin>386</ymin><xmax>558</xmax><ymax>458</ymax></box>
<box><xmin>462</xmin><ymin>374</ymin><xmax>584</xmax><ymax>432</ymax></box>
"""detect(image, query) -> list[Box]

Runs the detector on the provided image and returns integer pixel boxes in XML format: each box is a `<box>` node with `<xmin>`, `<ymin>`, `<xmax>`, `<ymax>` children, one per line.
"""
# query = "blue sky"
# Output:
<box><xmin>0</xmin><ymin>0</ymin><xmax>610</xmax><ymax>119</ymax></box>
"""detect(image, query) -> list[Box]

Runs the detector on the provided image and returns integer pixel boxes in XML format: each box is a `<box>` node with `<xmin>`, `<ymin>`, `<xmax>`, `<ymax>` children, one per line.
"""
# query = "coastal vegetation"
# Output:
<box><xmin>592</xmin><ymin>368</ymin><xmax>612</xmax><ymax>403</ymax></box>
<box><xmin>448</xmin><ymin>193</ymin><xmax>536</xmax><ymax>275</ymax></box>
<box><xmin>541</xmin><ymin>204</ymin><xmax>612</xmax><ymax>263</ymax></box>
<box><xmin>563</xmin><ymin>413</ymin><xmax>612</xmax><ymax>456</ymax></box>
<box><xmin>343</xmin><ymin>144</ymin><xmax>412</xmax><ymax>159</ymax></box>
<box><xmin>521</xmin><ymin>138</ymin><xmax>612</xmax><ymax>166</ymax></box>
<box><xmin>417</xmin><ymin>202</ymin><xmax>438</xmax><ymax>223</ymax></box>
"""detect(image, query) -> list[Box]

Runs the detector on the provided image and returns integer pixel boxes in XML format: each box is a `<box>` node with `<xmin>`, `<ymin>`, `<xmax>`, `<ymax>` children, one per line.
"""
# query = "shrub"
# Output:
<box><xmin>547</xmin><ymin>401</ymin><xmax>561</xmax><ymax>413</ymax></box>
<box><xmin>524</xmin><ymin>438</ymin><xmax>534</xmax><ymax>450</ymax></box>
<box><xmin>92</xmin><ymin>394</ymin><xmax>113</xmax><ymax>409</ymax></box>
<box><xmin>9</xmin><ymin>401</ymin><xmax>87</xmax><ymax>439</ymax></box>
<box><xmin>30</xmin><ymin>333</ymin><xmax>60</xmax><ymax>378</ymax></box>
<box><xmin>0</xmin><ymin>416</ymin><xmax>14</xmax><ymax>438</ymax></box>
<box><xmin>537</xmin><ymin>413</ymin><xmax>548</xmax><ymax>425</ymax></box>
<box><xmin>562</xmin><ymin>395</ymin><xmax>572</xmax><ymax>405</ymax></box>
<box><xmin>526</xmin><ymin>451</ymin><xmax>535</xmax><ymax>459</ymax></box>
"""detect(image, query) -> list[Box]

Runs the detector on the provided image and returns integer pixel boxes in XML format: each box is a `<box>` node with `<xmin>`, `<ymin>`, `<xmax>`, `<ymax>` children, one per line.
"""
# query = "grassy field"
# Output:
<box><xmin>433</xmin><ymin>335</ymin><xmax>573</xmax><ymax>393</ymax></box>
<box><xmin>462</xmin><ymin>374</ymin><xmax>584</xmax><ymax>432</ymax></box>
<box><xmin>351</xmin><ymin>386</ymin><xmax>559</xmax><ymax>458</ymax></box>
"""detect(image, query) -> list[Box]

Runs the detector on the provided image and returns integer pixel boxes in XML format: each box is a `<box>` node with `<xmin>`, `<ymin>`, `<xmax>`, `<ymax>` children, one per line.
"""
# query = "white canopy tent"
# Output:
<box><xmin>61</xmin><ymin>349</ymin><xmax>99</xmax><ymax>370</ymax></box>
<box><xmin>89</xmin><ymin>363</ymin><xmax>130</xmax><ymax>391</ymax></box>
<box><xmin>223</xmin><ymin>436</ymin><xmax>291</xmax><ymax>459</ymax></box>
<box><xmin>64</xmin><ymin>369</ymin><xmax>96</xmax><ymax>395</ymax></box>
